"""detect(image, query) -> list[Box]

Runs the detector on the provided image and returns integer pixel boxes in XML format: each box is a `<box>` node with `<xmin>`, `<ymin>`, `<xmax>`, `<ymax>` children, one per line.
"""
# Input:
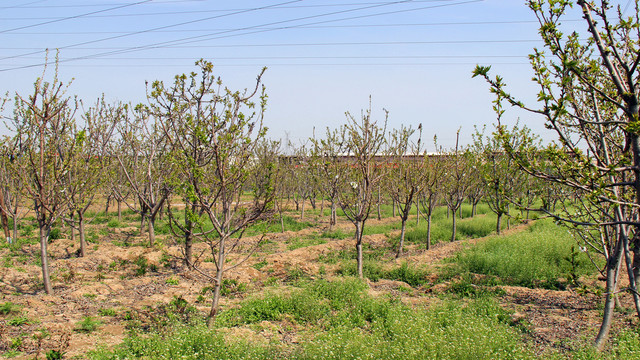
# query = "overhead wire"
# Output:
<box><xmin>0</xmin><ymin>0</ymin><xmax>303</xmax><ymax>61</ymax></box>
<box><xmin>0</xmin><ymin>0</ymin><xmax>460</xmax><ymax>19</ymax></box>
<box><xmin>0</xmin><ymin>0</ymin><xmax>535</xmax><ymax>72</ymax></box>
<box><xmin>0</xmin><ymin>0</ymin><xmax>153</xmax><ymax>33</ymax></box>
<box><xmin>1</xmin><ymin>19</ymin><xmax>547</xmax><ymax>36</ymax></box>
<box><xmin>34</xmin><ymin>0</ymin><xmax>485</xmax><ymax>69</ymax></box>
<box><xmin>0</xmin><ymin>0</ymin><xmax>449</xmax><ymax>68</ymax></box>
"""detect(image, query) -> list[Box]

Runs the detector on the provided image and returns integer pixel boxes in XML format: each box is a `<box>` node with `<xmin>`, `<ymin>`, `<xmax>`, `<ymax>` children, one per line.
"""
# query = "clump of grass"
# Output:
<box><xmin>90</xmin><ymin>289</ymin><xmax>536</xmax><ymax>360</ymax></box>
<box><xmin>451</xmin><ymin>220</ymin><xmax>595</xmax><ymax>290</ymax></box>
<box><xmin>107</xmin><ymin>219</ymin><xmax>122</xmax><ymax>228</ymax></box>
<box><xmin>48</xmin><ymin>227</ymin><xmax>62</xmax><ymax>241</ymax></box>
<box><xmin>286</xmin><ymin>236</ymin><xmax>327</xmax><ymax>251</ymax></box>
<box><xmin>0</xmin><ymin>302</ymin><xmax>21</xmax><ymax>315</ymax></box>
<box><xmin>75</xmin><ymin>316</ymin><xmax>101</xmax><ymax>333</ymax></box>
<box><xmin>134</xmin><ymin>256</ymin><xmax>149</xmax><ymax>276</ymax></box>
<box><xmin>319</xmin><ymin>228</ymin><xmax>350</xmax><ymax>240</ymax></box>
<box><xmin>338</xmin><ymin>261</ymin><xmax>429</xmax><ymax>287</ymax></box>
<box><xmin>252</xmin><ymin>260</ymin><xmax>268</xmax><ymax>270</ymax></box>
<box><xmin>8</xmin><ymin>316</ymin><xmax>29</xmax><ymax>326</ymax></box>
<box><xmin>98</xmin><ymin>308</ymin><xmax>117</xmax><ymax>317</ymax></box>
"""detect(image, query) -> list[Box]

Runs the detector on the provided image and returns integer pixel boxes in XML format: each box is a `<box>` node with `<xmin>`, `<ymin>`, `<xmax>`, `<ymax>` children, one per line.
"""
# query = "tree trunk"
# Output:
<box><xmin>301</xmin><ymin>198</ymin><xmax>305</xmax><ymax>220</ymax></box>
<box><xmin>496</xmin><ymin>212</ymin><xmax>502</xmax><ymax>235</ymax></box>
<box><xmin>78</xmin><ymin>212</ymin><xmax>86</xmax><ymax>257</ymax></box>
<box><xmin>415</xmin><ymin>201</ymin><xmax>420</xmax><ymax>226</ymax></box>
<box><xmin>207</xmin><ymin>237</ymin><xmax>226</xmax><ymax>327</ymax></box>
<box><xmin>355</xmin><ymin>221</ymin><xmax>363</xmax><ymax>279</ymax></box>
<box><xmin>396</xmin><ymin>219</ymin><xmax>406</xmax><ymax>259</ymax></box>
<box><xmin>451</xmin><ymin>209</ymin><xmax>457</xmax><ymax>242</ymax></box>
<box><xmin>104</xmin><ymin>194</ymin><xmax>111</xmax><ymax>215</ymax></box>
<box><xmin>426</xmin><ymin>213</ymin><xmax>432</xmax><ymax>250</ymax></box>
<box><xmin>329</xmin><ymin>201</ymin><xmax>336</xmax><ymax>231</ymax></box>
<box><xmin>148</xmin><ymin>216</ymin><xmax>156</xmax><ymax>247</ymax></box>
<box><xmin>117</xmin><ymin>200</ymin><xmax>122</xmax><ymax>222</ymax></box>
<box><xmin>377</xmin><ymin>190</ymin><xmax>382</xmax><ymax>221</ymax></box>
<box><xmin>310</xmin><ymin>196</ymin><xmax>316</xmax><ymax>210</ymax></box>
<box><xmin>12</xmin><ymin>215</ymin><xmax>17</xmax><ymax>244</ymax></box>
<box><xmin>594</xmin><ymin>238</ymin><xmax>624</xmax><ymax>351</ymax></box>
<box><xmin>623</xmin><ymin>235</ymin><xmax>640</xmax><ymax>318</ymax></box>
<box><xmin>184</xmin><ymin>216</ymin><xmax>193</xmax><ymax>268</ymax></box>
<box><xmin>139</xmin><ymin>214</ymin><xmax>146</xmax><ymax>235</ymax></box>
<box><xmin>472</xmin><ymin>202</ymin><xmax>477</xmax><ymax>217</ymax></box>
<box><xmin>39</xmin><ymin>225</ymin><xmax>53</xmax><ymax>294</ymax></box>
<box><xmin>633</xmin><ymin>248</ymin><xmax>640</xmax><ymax>295</ymax></box>
<box><xmin>0</xmin><ymin>191</ymin><xmax>10</xmax><ymax>243</ymax></box>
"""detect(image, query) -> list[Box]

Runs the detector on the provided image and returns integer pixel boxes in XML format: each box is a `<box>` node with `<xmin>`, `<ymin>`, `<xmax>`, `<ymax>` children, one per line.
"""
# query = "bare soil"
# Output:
<box><xmin>0</xmin><ymin>210</ymin><xmax>637</xmax><ymax>359</ymax></box>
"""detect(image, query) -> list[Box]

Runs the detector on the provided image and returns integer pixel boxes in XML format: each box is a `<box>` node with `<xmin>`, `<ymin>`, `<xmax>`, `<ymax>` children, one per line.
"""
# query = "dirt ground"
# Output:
<box><xmin>0</xmin><ymin>211</ymin><xmax>637</xmax><ymax>359</ymax></box>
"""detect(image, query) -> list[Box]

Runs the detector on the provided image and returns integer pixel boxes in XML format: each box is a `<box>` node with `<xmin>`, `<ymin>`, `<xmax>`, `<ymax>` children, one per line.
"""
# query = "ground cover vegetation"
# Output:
<box><xmin>0</xmin><ymin>1</ymin><xmax>640</xmax><ymax>358</ymax></box>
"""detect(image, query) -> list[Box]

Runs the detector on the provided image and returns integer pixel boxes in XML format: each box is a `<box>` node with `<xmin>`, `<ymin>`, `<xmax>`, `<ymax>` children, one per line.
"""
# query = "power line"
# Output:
<box><xmin>0</xmin><ymin>39</ymin><xmax>543</xmax><ymax>51</ymax></box>
<box><xmin>0</xmin><ymin>0</ymin><xmax>203</xmax><ymax>8</ymax></box>
<box><xmin>0</xmin><ymin>0</ymin><xmax>491</xmax><ymax>72</ymax></box>
<box><xmin>57</xmin><ymin>0</ymin><xmax>484</xmax><ymax>65</ymax></box>
<box><xmin>0</xmin><ymin>0</ymin><xmax>460</xmax><ymax>18</ymax></box>
<box><xmin>0</xmin><ymin>19</ymin><xmax>547</xmax><ymax>35</ymax></box>
<box><xmin>0</xmin><ymin>0</ymin><xmax>303</xmax><ymax>61</ymax></box>
<box><xmin>5</xmin><ymin>54</ymin><xmax>528</xmax><ymax>61</ymax></box>
<box><xmin>0</xmin><ymin>62</ymin><xmax>530</xmax><ymax>68</ymax></box>
<box><xmin>0</xmin><ymin>0</ymin><xmax>153</xmax><ymax>33</ymax></box>
<box><xmin>0</xmin><ymin>0</ymin><xmax>48</xmax><ymax>10</ymax></box>
<box><xmin>0</xmin><ymin>0</ymin><xmax>433</xmax><ymax>64</ymax></box>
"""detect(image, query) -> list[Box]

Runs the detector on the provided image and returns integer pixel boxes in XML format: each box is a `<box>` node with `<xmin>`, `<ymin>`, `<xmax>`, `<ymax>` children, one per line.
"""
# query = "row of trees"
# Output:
<box><xmin>0</xmin><ymin>61</ymin><xmax>550</xmax><ymax>322</ymax></box>
<box><xmin>2</xmin><ymin>0</ymin><xmax>639</xmax><ymax>347</ymax></box>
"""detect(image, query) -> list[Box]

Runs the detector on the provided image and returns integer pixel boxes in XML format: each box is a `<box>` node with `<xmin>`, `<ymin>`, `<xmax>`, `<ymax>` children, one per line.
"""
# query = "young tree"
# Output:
<box><xmin>149</xmin><ymin>60</ymin><xmax>273</xmax><ymax>325</ymax></box>
<box><xmin>63</xmin><ymin>97</ymin><xmax>115</xmax><ymax>257</ymax></box>
<box><xmin>311</xmin><ymin>127</ymin><xmax>345</xmax><ymax>231</ymax></box>
<box><xmin>474</xmin><ymin>0</ymin><xmax>640</xmax><ymax>349</ymax></box>
<box><xmin>335</xmin><ymin>101</ymin><xmax>388</xmax><ymax>278</ymax></box>
<box><xmin>9</xmin><ymin>66</ymin><xmax>77</xmax><ymax>294</ymax></box>
<box><xmin>472</xmin><ymin>124</ymin><xmax>533</xmax><ymax>234</ymax></box>
<box><xmin>112</xmin><ymin>103</ymin><xmax>171</xmax><ymax>247</ymax></box>
<box><xmin>385</xmin><ymin>125</ymin><xmax>424</xmax><ymax>258</ymax></box>
<box><xmin>442</xmin><ymin>130</ymin><xmax>472</xmax><ymax>242</ymax></box>
<box><xmin>418</xmin><ymin>138</ymin><xmax>445</xmax><ymax>250</ymax></box>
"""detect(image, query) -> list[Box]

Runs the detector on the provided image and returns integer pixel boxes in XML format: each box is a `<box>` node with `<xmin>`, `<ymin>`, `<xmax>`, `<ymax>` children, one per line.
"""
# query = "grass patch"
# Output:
<box><xmin>338</xmin><ymin>261</ymin><xmax>430</xmax><ymax>287</ymax></box>
<box><xmin>90</xmin><ymin>279</ymin><xmax>535</xmax><ymax>359</ymax></box>
<box><xmin>286</xmin><ymin>235</ymin><xmax>327</xmax><ymax>251</ymax></box>
<box><xmin>450</xmin><ymin>220</ymin><xmax>595</xmax><ymax>290</ymax></box>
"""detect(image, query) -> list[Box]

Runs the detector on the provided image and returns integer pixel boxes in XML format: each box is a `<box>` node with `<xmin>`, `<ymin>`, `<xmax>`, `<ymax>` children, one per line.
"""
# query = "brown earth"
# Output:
<box><xmin>0</xmin><ymin>208</ymin><xmax>637</xmax><ymax>359</ymax></box>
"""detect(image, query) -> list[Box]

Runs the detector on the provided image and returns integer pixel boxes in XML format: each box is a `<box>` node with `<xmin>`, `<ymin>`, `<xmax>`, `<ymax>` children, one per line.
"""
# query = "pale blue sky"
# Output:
<box><xmin>0</xmin><ymin>0</ymin><xmax>632</xmax><ymax>148</ymax></box>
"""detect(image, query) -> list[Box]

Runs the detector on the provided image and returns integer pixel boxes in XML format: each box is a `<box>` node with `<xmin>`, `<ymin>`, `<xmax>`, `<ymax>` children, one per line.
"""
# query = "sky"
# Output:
<box><xmin>0</xmin><ymin>0</ymin><xmax>635</xmax><ymax>149</ymax></box>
